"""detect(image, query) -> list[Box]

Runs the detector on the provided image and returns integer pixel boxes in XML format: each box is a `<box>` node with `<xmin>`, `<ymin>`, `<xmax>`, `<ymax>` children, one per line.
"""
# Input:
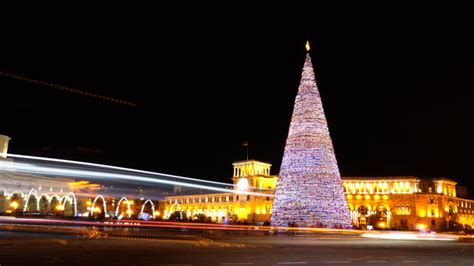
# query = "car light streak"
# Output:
<box><xmin>0</xmin><ymin>160</ymin><xmax>271</xmax><ymax>197</ymax></box>
<box><xmin>6</xmin><ymin>153</ymin><xmax>236</xmax><ymax>187</ymax></box>
<box><xmin>361</xmin><ymin>232</ymin><xmax>458</xmax><ymax>241</ymax></box>
<box><xmin>120</xmin><ymin>219</ymin><xmax>361</xmax><ymax>234</ymax></box>
<box><xmin>0</xmin><ymin>217</ymin><xmax>361</xmax><ymax>234</ymax></box>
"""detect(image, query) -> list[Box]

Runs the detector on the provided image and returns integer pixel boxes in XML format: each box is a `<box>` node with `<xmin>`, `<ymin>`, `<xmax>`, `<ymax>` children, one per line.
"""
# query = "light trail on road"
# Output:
<box><xmin>0</xmin><ymin>216</ymin><xmax>359</xmax><ymax>234</ymax></box>
<box><xmin>361</xmin><ymin>231</ymin><xmax>458</xmax><ymax>241</ymax></box>
<box><xmin>0</xmin><ymin>216</ymin><xmax>461</xmax><ymax>243</ymax></box>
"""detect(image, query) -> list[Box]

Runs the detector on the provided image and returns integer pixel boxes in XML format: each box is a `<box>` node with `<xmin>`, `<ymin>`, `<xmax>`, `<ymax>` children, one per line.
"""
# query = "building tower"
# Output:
<box><xmin>271</xmin><ymin>42</ymin><xmax>352</xmax><ymax>228</ymax></box>
<box><xmin>0</xmin><ymin>135</ymin><xmax>10</xmax><ymax>159</ymax></box>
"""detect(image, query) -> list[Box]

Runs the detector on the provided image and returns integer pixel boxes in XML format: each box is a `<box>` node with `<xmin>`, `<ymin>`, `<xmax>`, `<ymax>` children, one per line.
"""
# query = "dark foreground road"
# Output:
<box><xmin>0</xmin><ymin>226</ymin><xmax>473</xmax><ymax>265</ymax></box>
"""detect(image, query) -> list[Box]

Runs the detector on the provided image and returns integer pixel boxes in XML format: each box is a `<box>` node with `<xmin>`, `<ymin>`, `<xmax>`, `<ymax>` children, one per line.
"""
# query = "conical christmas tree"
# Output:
<box><xmin>271</xmin><ymin>43</ymin><xmax>352</xmax><ymax>228</ymax></box>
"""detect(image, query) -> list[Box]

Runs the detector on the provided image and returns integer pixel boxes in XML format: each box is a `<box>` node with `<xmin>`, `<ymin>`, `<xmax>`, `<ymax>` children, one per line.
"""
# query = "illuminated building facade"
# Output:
<box><xmin>1</xmin><ymin>131</ymin><xmax>473</xmax><ymax>230</ymax></box>
<box><xmin>0</xmin><ymin>170</ymin><xmax>78</xmax><ymax>216</ymax></box>
<box><xmin>0</xmin><ymin>135</ymin><xmax>10</xmax><ymax>158</ymax></box>
<box><xmin>162</xmin><ymin>43</ymin><xmax>474</xmax><ymax>230</ymax></box>
<box><xmin>162</xmin><ymin>160</ymin><xmax>474</xmax><ymax>230</ymax></box>
<box><xmin>343</xmin><ymin>177</ymin><xmax>474</xmax><ymax>230</ymax></box>
<box><xmin>0</xmin><ymin>166</ymin><xmax>158</xmax><ymax>219</ymax></box>
<box><xmin>0</xmin><ymin>135</ymin><xmax>158</xmax><ymax>219</ymax></box>
<box><xmin>163</xmin><ymin>160</ymin><xmax>277</xmax><ymax>224</ymax></box>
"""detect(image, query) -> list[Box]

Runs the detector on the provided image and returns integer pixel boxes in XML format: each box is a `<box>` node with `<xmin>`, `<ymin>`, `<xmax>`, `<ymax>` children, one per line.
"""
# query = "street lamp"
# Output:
<box><xmin>10</xmin><ymin>201</ymin><xmax>19</xmax><ymax>209</ymax></box>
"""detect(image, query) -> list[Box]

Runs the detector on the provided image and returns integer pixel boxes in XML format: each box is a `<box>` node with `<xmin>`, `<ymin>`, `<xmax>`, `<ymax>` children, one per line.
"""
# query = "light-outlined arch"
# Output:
<box><xmin>23</xmin><ymin>188</ymin><xmax>39</xmax><ymax>211</ymax></box>
<box><xmin>38</xmin><ymin>193</ymin><xmax>50</xmax><ymax>211</ymax></box>
<box><xmin>168</xmin><ymin>201</ymin><xmax>183</xmax><ymax>219</ymax></box>
<box><xmin>61</xmin><ymin>192</ymin><xmax>78</xmax><ymax>217</ymax></box>
<box><xmin>38</xmin><ymin>193</ymin><xmax>51</xmax><ymax>202</ymax></box>
<box><xmin>51</xmin><ymin>194</ymin><xmax>61</xmax><ymax>202</ymax></box>
<box><xmin>115</xmin><ymin>197</ymin><xmax>132</xmax><ymax>218</ymax></box>
<box><xmin>91</xmin><ymin>194</ymin><xmax>108</xmax><ymax>218</ymax></box>
<box><xmin>140</xmin><ymin>199</ymin><xmax>155</xmax><ymax>219</ymax></box>
<box><xmin>50</xmin><ymin>195</ymin><xmax>61</xmax><ymax>210</ymax></box>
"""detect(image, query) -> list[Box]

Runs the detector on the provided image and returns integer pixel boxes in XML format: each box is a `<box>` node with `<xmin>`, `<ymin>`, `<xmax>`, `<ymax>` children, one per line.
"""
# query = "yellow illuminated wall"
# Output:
<box><xmin>163</xmin><ymin>164</ymin><xmax>474</xmax><ymax>230</ymax></box>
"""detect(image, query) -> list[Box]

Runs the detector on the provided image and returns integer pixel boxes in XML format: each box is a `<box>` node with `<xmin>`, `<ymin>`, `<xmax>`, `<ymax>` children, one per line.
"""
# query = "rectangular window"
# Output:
<box><xmin>247</xmin><ymin>195</ymin><xmax>251</xmax><ymax>201</ymax></box>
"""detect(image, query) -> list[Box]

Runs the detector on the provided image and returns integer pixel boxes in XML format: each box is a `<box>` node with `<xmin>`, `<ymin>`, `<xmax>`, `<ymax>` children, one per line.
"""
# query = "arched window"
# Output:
<box><xmin>358</xmin><ymin>206</ymin><xmax>368</xmax><ymax>215</ymax></box>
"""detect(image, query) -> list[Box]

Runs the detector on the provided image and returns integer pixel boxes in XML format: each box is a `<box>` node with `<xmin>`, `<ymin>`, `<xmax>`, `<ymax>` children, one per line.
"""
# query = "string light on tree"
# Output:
<box><xmin>271</xmin><ymin>41</ymin><xmax>352</xmax><ymax>228</ymax></box>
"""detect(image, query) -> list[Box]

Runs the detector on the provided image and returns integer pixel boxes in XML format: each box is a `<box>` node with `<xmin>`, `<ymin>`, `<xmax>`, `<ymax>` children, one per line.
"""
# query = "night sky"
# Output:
<box><xmin>1</xmin><ymin>7</ymin><xmax>473</xmax><ymax>193</ymax></box>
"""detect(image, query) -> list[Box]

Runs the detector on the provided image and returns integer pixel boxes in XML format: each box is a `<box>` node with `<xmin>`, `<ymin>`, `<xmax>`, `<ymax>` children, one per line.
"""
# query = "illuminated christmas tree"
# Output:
<box><xmin>271</xmin><ymin>42</ymin><xmax>352</xmax><ymax>228</ymax></box>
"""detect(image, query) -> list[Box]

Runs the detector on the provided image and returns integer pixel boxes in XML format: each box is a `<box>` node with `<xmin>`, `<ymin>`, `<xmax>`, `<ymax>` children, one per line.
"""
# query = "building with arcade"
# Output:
<box><xmin>163</xmin><ymin>160</ymin><xmax>277</xmax><ymax>224</ymax></box>
<box><xmin>163</xmin><ymin>159</ymin><xmax>474</xmax><ymax>230</ymax></box>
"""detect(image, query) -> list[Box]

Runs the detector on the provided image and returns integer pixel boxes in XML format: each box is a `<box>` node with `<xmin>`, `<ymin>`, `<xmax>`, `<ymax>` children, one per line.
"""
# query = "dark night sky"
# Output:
<box><xmin>1</xmin><ymin>6</ymin><xmax>474</xmax><ymax>193</ymax></box>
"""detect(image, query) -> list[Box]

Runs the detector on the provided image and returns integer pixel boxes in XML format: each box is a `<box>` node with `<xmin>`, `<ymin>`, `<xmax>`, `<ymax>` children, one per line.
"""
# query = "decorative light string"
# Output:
<box><xmin>0</xmin><ymin>70</ymin><xmax>136</xmax><ymax>107</ymax></box>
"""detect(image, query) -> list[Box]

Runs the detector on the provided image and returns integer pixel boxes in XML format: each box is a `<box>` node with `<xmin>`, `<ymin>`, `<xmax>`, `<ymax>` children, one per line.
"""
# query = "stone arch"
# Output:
<box><xmin>91</xmin><ymin>194</ymin><xmax>108</xmax><ymax>218</ymax></box>
<box><xmin>374</xmin><ymin>203</ymin><xmax>390</xmax><ymax>211</ymax></box>
<box><xmin>115</xmin><ymin>197</ymin><xmax>132</xmax><ymax>218</ymax></box>
<box><xmin>354</xmin><ymin>204</ymin><xmax>371</xmax><ymax>229</ymax></box>
<box><xmin>140</xmin><ymin>199</ymin><xmax>155</xmax><ymax>219</ymax></box>
<box><xmin>356</xmin><ymin>204</ymin><xmax>370</xmax><ymax>214</ymax></box>
<box><xmin>369</xmin><ymin>204</ymin><xmax>389</xmax><ymax>229</ymax></box>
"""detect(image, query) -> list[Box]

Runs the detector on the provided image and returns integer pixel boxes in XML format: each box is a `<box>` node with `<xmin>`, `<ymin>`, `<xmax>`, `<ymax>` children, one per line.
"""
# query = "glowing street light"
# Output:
<box><xmin>9</xmin><ymin>201</ymin><xmax>19</xmax><ymax>209</ymax></box>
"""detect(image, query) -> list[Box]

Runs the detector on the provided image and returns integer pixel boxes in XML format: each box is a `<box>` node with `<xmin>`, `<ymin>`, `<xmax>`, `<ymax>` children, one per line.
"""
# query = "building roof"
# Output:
<box><xmin>232</xmin><ymin>160</ymin><xmax>272</xmax><ymax>166</ymax></box>
<box><xmin>342</xmin><ymin>176</ymin><xmax>457</xmax><ymax>183</ymax></box>
<box><xmin>342</xmin><ymin>176</ymin><xmax>420</xmax><ymax>180</ymax></box>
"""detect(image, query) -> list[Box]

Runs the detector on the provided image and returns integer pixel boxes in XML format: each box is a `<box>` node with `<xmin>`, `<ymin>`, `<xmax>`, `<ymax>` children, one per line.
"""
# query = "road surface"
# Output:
<box><xmin>0</xmin><ymin>225</ymin><xmax>473</xmax><ymax>265</ymax></box>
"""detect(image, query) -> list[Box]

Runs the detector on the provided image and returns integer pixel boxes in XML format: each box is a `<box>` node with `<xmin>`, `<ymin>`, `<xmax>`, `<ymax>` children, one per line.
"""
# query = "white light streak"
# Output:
<box><xmin>115</xmin><ymin>197</ymin><xmax>131</xmax><ymax>218</ymax></box>
<box><xmin>0</xmin><ymin>161</ymin><xmax>272</xmax><ymax>197</ymax></box>
<box><xmin>361</xmin><ymin>232</ymin><xmax>457</xmax><ymax>241</ymax></box>
<box><xmin>91</xmin><ymin>194</ymin><xmax>108</xmax><ymax>218</ymax></box>
<box><xmin>7</xmin><ymin>153</ymin><xmax>237</xmax><ymax>188</ymax></box>
<box><xmin>140</xmin><ymin>199</ymin><xmax>155</xmax><ymax>219</ymax></box>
